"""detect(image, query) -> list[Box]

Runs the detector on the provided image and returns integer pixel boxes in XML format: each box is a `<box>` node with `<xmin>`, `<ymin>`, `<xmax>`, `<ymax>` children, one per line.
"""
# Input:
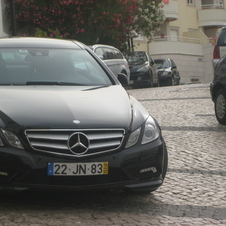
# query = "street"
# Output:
<box><xmin>0</xmin><ymin>83</ymin><xmax>226</xmax><ymax>226</ymax></box>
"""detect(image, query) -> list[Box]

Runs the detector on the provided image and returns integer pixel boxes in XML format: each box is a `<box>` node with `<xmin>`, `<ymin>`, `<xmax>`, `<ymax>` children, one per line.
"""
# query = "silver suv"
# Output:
<box><xmin>89</xmin><ymin>44</ymin><xmax>130</xmax><ymax>82</ymax></box>
<box><xmin>213</xmin><ymin>25</ymin><xmax>226</xmax><ymax>68</ymax></box>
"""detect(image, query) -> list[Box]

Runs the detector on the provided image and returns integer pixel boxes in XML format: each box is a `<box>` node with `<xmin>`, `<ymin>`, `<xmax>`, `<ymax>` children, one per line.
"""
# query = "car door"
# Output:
<box><xmin>149</xmin><ymin>55</ymin><xmax>158</xmax><ymax>84</ymax></box>
<box><xmin>218</xmin><ymin>31</ymin><xmax>226</xmax><ymax>61</ymax></box>
<box><xmin>170</xmin><ymin>59</ymin><xmax>179</xmax><ymax>81</ymax></box>
<box><xmin>102</xmin><ymin>47</ymin><xmax>118</xmax><ymax>76</ymax></box>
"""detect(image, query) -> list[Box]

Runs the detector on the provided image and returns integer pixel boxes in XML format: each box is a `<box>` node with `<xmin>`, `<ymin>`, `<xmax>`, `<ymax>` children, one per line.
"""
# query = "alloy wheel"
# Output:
<box><xmin>216</xmin><ymin>93</ymin><xmax>226</xmax><ymax>119</ymax></box>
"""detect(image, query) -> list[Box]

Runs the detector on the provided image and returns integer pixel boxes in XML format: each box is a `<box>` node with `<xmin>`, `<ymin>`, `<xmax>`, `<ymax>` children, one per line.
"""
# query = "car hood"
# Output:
<box><xmin>0</xmin><ymin>85</ymin><xmax>148</xmax><ymax>132</ymax></box>
<box><xmin>157</xmin><ymin>67</ymin><xmax>171</xmax><ymax>72</ymax></box>
<box><xmin>129</xmin><ymin>62</ymin><xmax>148</xmax><ymax>72</ymax></box>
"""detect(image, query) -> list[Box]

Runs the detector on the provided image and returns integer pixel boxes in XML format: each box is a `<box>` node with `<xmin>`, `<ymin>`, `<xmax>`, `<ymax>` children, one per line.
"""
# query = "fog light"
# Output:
<box><xmin>140</xmin><ymin>167</ymin><xmax>157</xmax><ymax>173</ymax></box>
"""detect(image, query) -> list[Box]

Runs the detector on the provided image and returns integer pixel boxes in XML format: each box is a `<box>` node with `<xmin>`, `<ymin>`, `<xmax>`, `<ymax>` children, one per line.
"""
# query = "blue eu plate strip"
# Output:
<box><xmin>47</xmin><ymin>163</ymin><xmax>54</xmax><ymax>175</ymax></box>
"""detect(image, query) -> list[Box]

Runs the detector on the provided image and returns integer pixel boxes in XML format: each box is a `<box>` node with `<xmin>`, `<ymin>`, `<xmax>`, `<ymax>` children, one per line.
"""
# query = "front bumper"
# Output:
<box><xmin>0</xmin><ymin>137</ymin><xmax>166</xmax><ymax>192</ymax></box>
<box><xmin>129</xmin><ymin>71</ymin><xmax>150</xmax><ymax>86</ymax></box>
<box><xmin>210</xmin><ymin>82</ymin><xmax>214</xmax><ymax>101</ymax></box>
<box><xmin>159</xmin><ymin>74</ymin><xmax>172</xmax><ymax>85</ymax></box>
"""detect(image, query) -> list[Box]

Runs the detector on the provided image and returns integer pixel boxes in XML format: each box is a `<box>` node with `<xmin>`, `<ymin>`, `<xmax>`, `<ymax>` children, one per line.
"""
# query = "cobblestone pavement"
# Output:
<box><xmin>0</xmin><ymin>83</ymin><xmax>226</xmax><ymax>226</ymax></box>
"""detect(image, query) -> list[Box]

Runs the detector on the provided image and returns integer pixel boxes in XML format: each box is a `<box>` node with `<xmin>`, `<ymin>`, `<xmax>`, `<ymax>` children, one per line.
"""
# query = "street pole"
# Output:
<box><xmin>131</xmin><ymin>38</ymin><xmax>134</xmax><ymax>52</ymax></box>
<box><xmin>10</xmin><ymin>0</ymin><xmax>17</xmax><ymax>36</ymax></box>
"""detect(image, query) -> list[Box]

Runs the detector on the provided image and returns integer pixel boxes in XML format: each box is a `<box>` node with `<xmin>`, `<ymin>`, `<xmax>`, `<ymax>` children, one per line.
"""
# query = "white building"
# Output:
<box><xmin>0</xmin><ymin>1</ymin><xmax>9</xmax><ymax>38</ymax></box>
<box><xmin>133</xmin><ymin>0</ymin><xmax>226</xmax><ymax>84</ymax></box>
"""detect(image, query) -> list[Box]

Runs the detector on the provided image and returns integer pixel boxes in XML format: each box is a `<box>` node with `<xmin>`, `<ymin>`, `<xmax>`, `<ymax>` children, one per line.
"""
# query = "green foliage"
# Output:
<box><xmin>35</xmin><ymin>28</ymin><xmax>63</xmax><ymax>39</ymax></box>
<box><xmin>134</xmin><ymin>0</ymin><xmax>165</xmax><ymax>42</ymax></box>
<box><xmin>4</xmin><ymin>0</ymin><xmax>165</xmax><ymax>49</ymax></box>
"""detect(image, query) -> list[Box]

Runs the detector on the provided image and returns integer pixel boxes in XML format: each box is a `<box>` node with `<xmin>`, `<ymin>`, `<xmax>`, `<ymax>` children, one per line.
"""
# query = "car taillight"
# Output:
<box><xmin>213</xmin><ymin>45</ymin><xmax>220</xmax><ymax>59</ymax></box>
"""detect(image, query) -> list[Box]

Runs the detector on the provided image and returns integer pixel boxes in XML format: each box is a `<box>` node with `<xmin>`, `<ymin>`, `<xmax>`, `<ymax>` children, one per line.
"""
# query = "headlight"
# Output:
<box><xmin>137</xmin><ymin>65</ymin><xmax>149</xmax><ymax>72</ymax></box>
<box><xmin>161</xmin><ymin>71</ymin><xmax>169</xmax><ymax>76</ymax></box>
<box><xmin>125</xmin><ymin>116</ymin><xmax>159</xmax><ymax>148</ymax></box>
<box><xmin>1</xmin><ymin>129</ymin><xmax>24</xmax><ymax>149</ymax></box>
<box><xmin>142</xmin><ymin>116</ymin><xmax>159</xmax><ymax>144</ymax></box>
<box><xmin>125</xmin><ymin>127</ymin><xmax>141</xmax><ymax>148</ymax></box>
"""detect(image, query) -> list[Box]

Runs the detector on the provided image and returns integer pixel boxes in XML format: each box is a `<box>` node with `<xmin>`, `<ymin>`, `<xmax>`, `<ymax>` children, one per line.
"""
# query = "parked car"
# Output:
<box><xmin>213</xmin><ymin>25</ymin><xmax>226</xmax><ymax>68</ymax></box>
<box><xmin>89</xmin><ymin>44</ymin><xmax>130</xmax><ymax>82</ymax></box>
<box><xmin>0</xmin><ymin>37</ymin><xmax>168</xmax><ymax>193</ymax></box>
<box><xmin>125</xmin><ymin>51</ymin><xmax>159</xmax><ymax>88</ymax></box>
<box><xmin>155</xmin><ymin>58</ymin><xmax>180</xmax><ymax>86</ymax></box>
<box><xmin>210</xmin><ymin>54</ymin><xmax>226</xmax><ymax>125</ymax></box>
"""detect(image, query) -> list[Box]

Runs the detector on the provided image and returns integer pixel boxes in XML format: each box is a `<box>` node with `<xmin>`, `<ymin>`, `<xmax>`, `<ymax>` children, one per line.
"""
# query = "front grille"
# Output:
<box><xmin>25</xmin><ymin>129</ymin><xmax>125</xmax><ymax>157</ymax></box>
<box><xmin>17</xmin><ymin>168</ymin><xmax>130</xmax><ymax>187</ymax></box>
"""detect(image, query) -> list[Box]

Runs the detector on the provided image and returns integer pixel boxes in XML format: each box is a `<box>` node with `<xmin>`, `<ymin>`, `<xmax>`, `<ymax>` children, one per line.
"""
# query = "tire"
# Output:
<box><xmin>176</xmin><ymin>74</ymin><xmax>180</xmax><ymax>85</ymax></box>
<box><xmin>170</xmin><ymin>76</ymin><xmax>174</xmax><ymax>86</ymax></box>
<box><xmin>154</xmin><ymin>76</ymin><xmax>160</xmax><ymax>87</ymax></box>
<box><xmin>147</xmin><ymin>73</ymin><xmax>153</xmax><ymax>87</ymax></box>
<box><xmin>214</xmin><ymin>89</ymin><xmax>226</xmax><ymax>125</ymax></box>
<box><xmin>162</xmin><ymin>146</ymin><xmax>168</xmax><ymax>180</ymax></box>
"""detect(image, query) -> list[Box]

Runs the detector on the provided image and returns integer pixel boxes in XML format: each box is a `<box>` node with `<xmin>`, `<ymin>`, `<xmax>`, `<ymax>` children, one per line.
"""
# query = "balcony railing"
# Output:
<box><xmin>200</xmin><ymin>4</ymin><xmax>225</xmax><ymax>9</ymax></box>
<box><xmin>198</xmin><ymin>4</ymin><xmax>226</xmax><ymax>27</ymax></box>
<box><xmin>153</xmin><ymin>36</ymin><xmax>201</xmax><ymax>44</ymax></box>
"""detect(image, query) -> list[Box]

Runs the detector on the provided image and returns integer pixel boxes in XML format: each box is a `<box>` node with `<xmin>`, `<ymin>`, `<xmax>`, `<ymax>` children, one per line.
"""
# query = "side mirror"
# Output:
<box><xmin>171</xmin><ymin>65</ymin><xmax>177</xmax><ymax>69</ymax></box>
<box><xmin>118</xmin><ymin>73</ymin><xmax>129</xmax><ymax>87</ymax></box>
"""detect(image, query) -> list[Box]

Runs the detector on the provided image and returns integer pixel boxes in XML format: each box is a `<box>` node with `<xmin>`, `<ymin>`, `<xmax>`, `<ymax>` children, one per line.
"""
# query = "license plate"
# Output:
<box><xmin>47</xmin><ymin>162</ymin><xmax>108</xmax><ymax>176</ymax></box>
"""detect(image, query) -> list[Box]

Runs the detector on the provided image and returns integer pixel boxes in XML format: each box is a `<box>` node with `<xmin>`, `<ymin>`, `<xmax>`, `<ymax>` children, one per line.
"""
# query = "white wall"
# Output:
<box><xmin>153</xmin><ymin>53</ymin><xmax>206</xmax><ymax>84</ymax></box>
<box><xmin>0</xmin><ymin>0</ymin><xmax>8</xmax><ymax>38</ymax></box>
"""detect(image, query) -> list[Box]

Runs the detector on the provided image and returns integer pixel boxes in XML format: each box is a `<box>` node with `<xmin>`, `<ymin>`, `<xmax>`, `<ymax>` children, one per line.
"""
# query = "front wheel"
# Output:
<box><xmin>147</xmin><ymin>74</ymin><xmax>153</xmax><ymax>87</ymax></box>
<box><xmin>170</xmin><ymin>76</ymin><xmax>174</xmax><ymax>86</ymax></box>
<box><xmin>214</xmin><ymin>89</ymin><xmax>226</xmax><ymax>125</ymax></box>
<box><xmin>154</xmin><ymin>76</ymin><xmax>160</xmax><ymax>87</ymax></box>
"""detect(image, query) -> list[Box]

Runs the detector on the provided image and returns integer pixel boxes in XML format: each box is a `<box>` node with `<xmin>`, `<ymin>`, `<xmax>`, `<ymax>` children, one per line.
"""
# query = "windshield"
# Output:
<box><xmin>0</xmin><ymin>48</ymin><xmax>112</xmax><ymax>86</ymax></box>
<box><xmin>155</xmin><ymin>59</ymin><xmax>170</xmax><ymax>69</ymax></box>
<box><xmin>126</xmin><ymin>52</ymin><xmax>148</xmax><ymax>66</ymax></box>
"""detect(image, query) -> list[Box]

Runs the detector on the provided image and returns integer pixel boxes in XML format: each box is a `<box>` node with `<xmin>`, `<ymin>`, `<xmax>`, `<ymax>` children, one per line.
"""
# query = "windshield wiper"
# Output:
<box><xmin>26</xmin><ymin>81</ymin><xmax>85</xmax><ymax>86</ymax></box>
<box><xmin>84</xmin><ymin>85</ymin><xmax>110</xmax><ymax>91</ymax></box>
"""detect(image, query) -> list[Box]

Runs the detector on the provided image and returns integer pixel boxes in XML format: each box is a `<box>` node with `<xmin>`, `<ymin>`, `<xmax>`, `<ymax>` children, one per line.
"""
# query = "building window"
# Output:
<box><xmin>216</xmin><ymin>1</ymin><xmax>224</xmax><ymax>9</ymax></box>
<box><xmin>187</xmin><ymin>0</ymin><xmax>194</xmax><ymax>5</ymax></box>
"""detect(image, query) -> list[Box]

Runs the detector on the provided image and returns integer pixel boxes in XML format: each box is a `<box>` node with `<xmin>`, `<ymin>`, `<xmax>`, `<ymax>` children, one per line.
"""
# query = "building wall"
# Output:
<box><xmin>133</xmin><ymin>0</ymin><xmax>226</xmax><ymax>84</ymax></box>
<box><xmin>152</xmin><ymin>53</ymin><xmax>206</xmax><ymax>84</ymax></box>
<box><xmin>170</xmin><ymin>1</ymin><xmax>199</xmax><ymax>36</ymax></box>
<box><xmin>0</xmin><ymin>1</ymin><xmax>9</xmax><ymax>38</ymax></box>
<box><xmin>0</xmin><ymin>1</ymin><xmax>5</xmax><ymax>37</ymax></box>
<box><xmin>203</xmin><ymin>43</ymin><xmax>215</xmax><ymax>83</ymax></box>
<box><xmin>133</xmin><ymin>36</ymin><xmax>149</xmax><ymax>53</ymax></box>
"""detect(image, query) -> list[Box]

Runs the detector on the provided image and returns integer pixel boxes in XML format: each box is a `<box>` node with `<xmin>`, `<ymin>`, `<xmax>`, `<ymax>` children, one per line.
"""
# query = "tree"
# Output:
<box><xmin>4</xmin><ymin>0</ymin><xmax>165</xmax><ymax>49</ymax></box>
<box><xmin>134</xmin><ymin>0</ymin><xmax>165</xmax><ymax>42</ymax></box>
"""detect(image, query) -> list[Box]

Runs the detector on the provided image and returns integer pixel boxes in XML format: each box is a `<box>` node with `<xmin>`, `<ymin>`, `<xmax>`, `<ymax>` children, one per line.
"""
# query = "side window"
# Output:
<box><xmin>103</xmin><ymin>48</ymin><xmax>115</xmax><ymax>59</ymax></box>
<box><xmin>114</xmin><ymin>50</ymin><xmax>123</xmax><ymax>59</ymax></box>
<box><xmin>217</xmin><ymin>29</ymin><xmax>226</xmax><ymax>46</ymax></box>
<box><xmin>95</xmin><ymin>48</ymin><xmax>105</xmax><ymax>60</ymax></box>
